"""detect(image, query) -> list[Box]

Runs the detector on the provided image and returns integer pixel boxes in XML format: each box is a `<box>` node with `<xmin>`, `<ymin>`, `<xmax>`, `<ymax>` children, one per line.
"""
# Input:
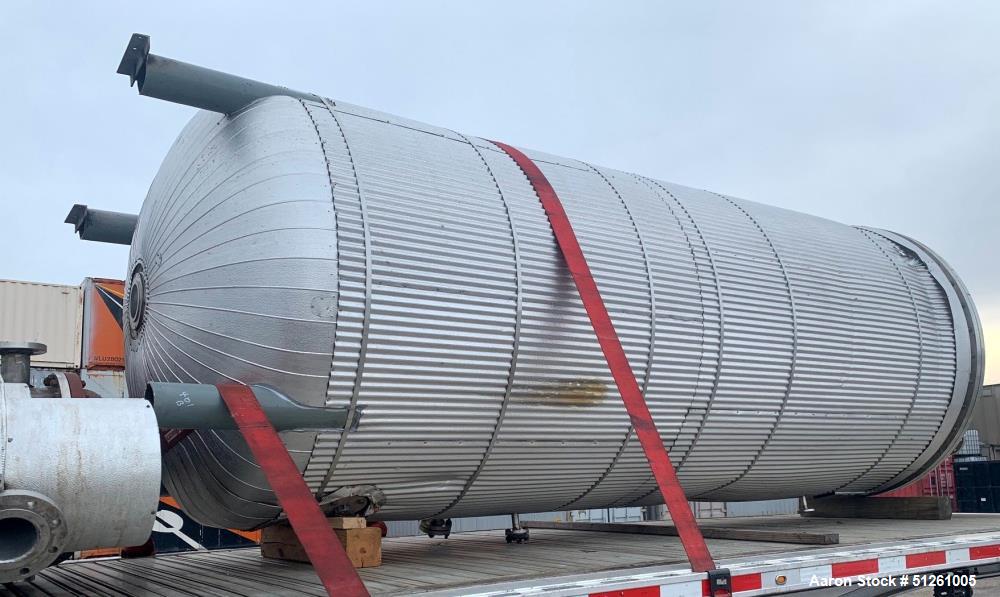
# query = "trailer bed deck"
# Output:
<box><xmin>8</xmin><ymin>514</ymin><xmax>1000</xmax><ymax>596</ymax></box>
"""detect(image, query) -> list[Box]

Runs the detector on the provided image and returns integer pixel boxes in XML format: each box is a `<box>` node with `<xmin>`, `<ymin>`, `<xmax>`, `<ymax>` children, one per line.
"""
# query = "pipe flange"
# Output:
<box><xmin>0</xmin><ymin>490</ymin><xmax>67</xmax><ymax>583</ymax></box>
<box><xmin>125</xmin><ymin>261</ymin><xmax>147</xmax><ymax>340</ymax></box>
<box><xmin>0</xmin><ymin>342</ymin><xmax>47</xmax><ymax>357</ymax></box>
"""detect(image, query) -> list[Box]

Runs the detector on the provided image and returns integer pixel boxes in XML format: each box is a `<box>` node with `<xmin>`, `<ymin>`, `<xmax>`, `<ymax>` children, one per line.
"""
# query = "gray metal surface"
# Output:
<box><xmin>0</xmin><ymin>342</ymin><xmax>46</xmax><ymax>384</ymax></box>
<box><xmin>0</xmin><ymin>383</ymin><xmax>161</xmax><ymax>581</ymax></box>
<box><xmin>64</xmin><ymin>204</ymin><xmax>138</xmax><ymax>245</ymax></box>
<box><xmin>123</xmin><ymin>93</ymin><xmax>983</xmax><ymax>529</ymax></box>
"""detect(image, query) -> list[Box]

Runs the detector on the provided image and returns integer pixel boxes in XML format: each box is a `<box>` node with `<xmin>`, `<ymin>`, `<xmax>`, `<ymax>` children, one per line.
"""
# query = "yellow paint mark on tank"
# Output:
<box><xmin>526</xmin><ymin>378</ymin><xmax>606</xmax><ymax>407</ymax></box>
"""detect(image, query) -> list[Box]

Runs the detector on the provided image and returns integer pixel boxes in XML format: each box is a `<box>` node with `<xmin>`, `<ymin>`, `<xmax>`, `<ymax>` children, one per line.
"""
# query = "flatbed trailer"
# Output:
<box><xmin>7</xmin><ymin>514</ymin><xmax>1000</xmax><ymax>596</ymax></box>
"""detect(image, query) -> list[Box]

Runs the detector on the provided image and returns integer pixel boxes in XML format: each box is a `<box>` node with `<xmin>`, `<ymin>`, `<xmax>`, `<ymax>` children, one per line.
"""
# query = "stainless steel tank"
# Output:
<box><xmin>124</xmin><ymin>94</ymin><xmax>983</xmax><ymax>529</ymax></box>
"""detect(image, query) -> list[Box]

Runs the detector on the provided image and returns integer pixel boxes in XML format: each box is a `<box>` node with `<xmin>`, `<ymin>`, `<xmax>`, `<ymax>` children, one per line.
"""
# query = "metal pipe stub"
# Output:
<box><xmin>146</xmin><ymin>383</ymin><xmax>363</xmax><ymax>432</ymax></box>
<box><xmin>64</xmin><ymin>204</ymin><xmax>139</xmax><ymax>246</ymax></box>
<box><xmin>0</xmin><ymin>342</ymin><xmax>46</xmax><ymax>385</ymax></box>
<box><xmin>117</xmin><ymin>33</ymin><xmax>317</xmax><ymax>115</ymax></box>
<box><xmin>0</xmin><ymin>490</ymin><xmax>67</xmax><ymax>583</ymax></box>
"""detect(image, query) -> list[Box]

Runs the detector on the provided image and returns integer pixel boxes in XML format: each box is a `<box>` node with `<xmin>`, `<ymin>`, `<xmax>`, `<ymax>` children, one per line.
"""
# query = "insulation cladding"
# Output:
<box><xmin>124</xmin><ymin>95</ymin><xmax>983</xmax><ymax>529</ymax></box>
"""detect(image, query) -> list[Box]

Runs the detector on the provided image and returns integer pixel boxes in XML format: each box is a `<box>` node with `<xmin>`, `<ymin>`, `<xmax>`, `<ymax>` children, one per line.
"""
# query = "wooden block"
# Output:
<box><xmin>804</xmin><ymin>496</ymin><xmax>952</xmax><ymax>520</ymax></box>
<box><xmin>261</xmin><ymin>517</ymin><xmax>365</xmax><ymax>543</ymax></box>
<box><xmin>261</xmin><ymin>523</ymin><xmax>298</xmax><ymax>545</ymax></box>
<box><xmin>262</xmin><ymin>524</ymin><xmax>381</xmax><ymax>568</ymax></box>
<box><xmin>329</xmin><ymin>516</ymin><xmax>367</xmax><ymax>529</ymax></box>
<box><xmin>77</xmin><ymin>547</ymin><xmax>123</xmax><ymax>559</ymax></box>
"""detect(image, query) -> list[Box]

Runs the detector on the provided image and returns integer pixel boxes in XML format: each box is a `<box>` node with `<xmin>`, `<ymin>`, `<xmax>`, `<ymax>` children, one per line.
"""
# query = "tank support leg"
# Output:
<box><xmin>505</xmin><ymin>514</ymin><xmax>529</xmax><ymax>544</ymax></box>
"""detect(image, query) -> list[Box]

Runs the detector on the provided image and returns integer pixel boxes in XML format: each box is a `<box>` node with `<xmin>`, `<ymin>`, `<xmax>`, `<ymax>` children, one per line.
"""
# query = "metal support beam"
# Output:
<box><xmin>117</xmin><ymin>33</ymin><xmax>317</xmax><ymax>114</ymax></box>
<box><xmin>64</xmin><ymin>204</ymin><xmax>138</xmax><ymax>245</ymax></box>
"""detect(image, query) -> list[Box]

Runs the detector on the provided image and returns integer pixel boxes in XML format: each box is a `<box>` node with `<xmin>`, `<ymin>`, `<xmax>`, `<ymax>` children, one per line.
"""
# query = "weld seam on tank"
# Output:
<box><xmin>315</xmin><ymin>98</ymin><xmax>374</xmax><ymax>498</ymax></box>
<box><xmin>557</xmin><ymin>161</ymin><xmax>657</xmax><ymax>511</ymax></box>
<box><xmin>432</xmin><ymin>132</ymin><xmax>525</xmax><ymax>519</ymax></box>
<box><xmin>695</xmin><ymin>193</ymin><xmax>801</xmax><ymax>497</ymax></box>
<box><xmin>300</xmin><ymin>98</ymin><xmax>345</xmax><ymax>500</ymax></box>
<box><xmin>626</xmin><ymin>175</ymin><xmax>728</xmax><ymax>505</ymax></box>
<box><xmin>835</xmin><ymin>228</ymin><xmax>926</xmax><ymax>492</ymax></box>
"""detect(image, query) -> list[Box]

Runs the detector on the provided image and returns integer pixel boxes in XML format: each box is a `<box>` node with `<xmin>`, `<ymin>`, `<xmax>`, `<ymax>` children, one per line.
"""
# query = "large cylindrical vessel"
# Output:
<box><xmin>124</xmin><ymin>95</ymin><xmax>983</xmax><ymax>529</ymax></box>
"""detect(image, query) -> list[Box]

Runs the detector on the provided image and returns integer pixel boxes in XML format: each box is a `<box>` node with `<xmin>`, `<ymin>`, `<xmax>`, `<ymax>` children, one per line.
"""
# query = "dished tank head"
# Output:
<box><xmin>124</xmin><ymin>94</ymin><xmax>984</xmax><ymax>529</ymax></box>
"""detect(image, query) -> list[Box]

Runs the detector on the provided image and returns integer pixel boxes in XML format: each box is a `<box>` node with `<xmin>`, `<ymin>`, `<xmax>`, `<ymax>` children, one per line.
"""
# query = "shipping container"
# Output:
<box><xmin>0</xmin><ymin>279</ymin><xmax>82</xmax><ymax>369</ymax></box>
<box><xmin>725</xmin><ymin>498</ymin><xmax>799</xmax><ymax>518</ymax></box>
<box><xmin>876</xmin><ymin>457</ymin><xmax>957</xmax><ymax>508</ymax></box>
<box><xmin>969</xmin><ymin>383</ymin><xmax>1000</xmax><ymax>459</ymax></box>
<box><xmin>80</xmin><ymin>368</ymin><xmax>127</xmax><ymax>398</ymax></box>
<box><xmin>953</xmin><ymin>459</ymin><xmax>1000</xmax><ymax>512</ymax></box>
<box><xmin>80</xmin><ymin>278</ymin><xmax>125</xmax><ymax>369</ymax></box>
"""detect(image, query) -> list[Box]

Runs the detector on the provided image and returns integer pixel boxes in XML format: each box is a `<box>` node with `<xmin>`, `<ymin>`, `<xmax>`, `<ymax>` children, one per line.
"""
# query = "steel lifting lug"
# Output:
<box><xmin>706</xmin><ymin>568</ymin><xmax>733</xmax><ymax>597</ymax></box>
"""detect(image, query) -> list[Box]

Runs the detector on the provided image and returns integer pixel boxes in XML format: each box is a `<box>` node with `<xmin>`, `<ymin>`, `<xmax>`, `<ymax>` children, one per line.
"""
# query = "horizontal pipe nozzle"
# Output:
<box><xmin>65</xmin><ymin>204</ymin><xmax>138</xmax><ymax>245</ymax></box>
<box><xmin>118</xmin><ymin>33</ymin><xmax>317</xmax><ymax>114</ymax></box>
<box><xmin>146</xmin><ymin>382</ymin><xmax>361</xmax><ymax>432</ymax></box>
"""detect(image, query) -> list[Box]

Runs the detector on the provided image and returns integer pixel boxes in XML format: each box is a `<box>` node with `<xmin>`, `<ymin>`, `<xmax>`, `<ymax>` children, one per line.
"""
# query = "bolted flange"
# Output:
<box><xmin>0</xmin><ymin>490</ymin><xmax>67</xmax><ymax>583</ymax></box>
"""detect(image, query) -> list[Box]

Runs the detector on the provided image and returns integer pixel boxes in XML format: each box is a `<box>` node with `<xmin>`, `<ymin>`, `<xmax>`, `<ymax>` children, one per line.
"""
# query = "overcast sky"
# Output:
<box><xmin>1</xmin><ymin>1</ymin><xmax>997</xmax><ymax>383</ymax></box>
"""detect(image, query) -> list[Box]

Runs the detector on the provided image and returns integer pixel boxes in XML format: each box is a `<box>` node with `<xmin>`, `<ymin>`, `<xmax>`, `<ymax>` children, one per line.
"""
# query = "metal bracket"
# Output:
<box><xmin>116</xmin><ymin>33</ymin><xmax>150</xmax><ymax>86</ymax></box>
<box><xmin>706</xmin><ymin>568</ymin><xmax>733</xmax><ymax>597</ymax></box>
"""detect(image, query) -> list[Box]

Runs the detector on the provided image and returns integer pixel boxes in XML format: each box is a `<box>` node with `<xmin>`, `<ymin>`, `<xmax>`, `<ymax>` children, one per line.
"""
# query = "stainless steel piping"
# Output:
<box><xmin>0</xmin><ymin>343</ymin><xmax>45</xmax><ymax>385</ymax></box>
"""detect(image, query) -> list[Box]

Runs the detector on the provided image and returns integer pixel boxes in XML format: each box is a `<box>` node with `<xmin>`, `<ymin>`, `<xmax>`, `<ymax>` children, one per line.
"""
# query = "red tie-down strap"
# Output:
<box><xmin>490</xmin><ymin>141</ymin><xmax>717</xmax><ymax>574</ymax></box>
<box><xmin>216</xmin><ymin>383</ymin><xmax>370</xmax><ymax>597</ymax></box>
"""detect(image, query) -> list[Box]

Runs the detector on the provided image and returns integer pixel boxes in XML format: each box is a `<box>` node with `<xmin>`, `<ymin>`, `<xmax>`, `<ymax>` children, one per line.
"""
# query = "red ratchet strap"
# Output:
<box><xmin>490</xmin><ymin>141</ymin><xmax>717</xmax><ymax>574</ymax></box>
<box><xmin>216</xmin><ymin>384</ymin><xmax>370</xmax><ymax>597</ymax></box>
